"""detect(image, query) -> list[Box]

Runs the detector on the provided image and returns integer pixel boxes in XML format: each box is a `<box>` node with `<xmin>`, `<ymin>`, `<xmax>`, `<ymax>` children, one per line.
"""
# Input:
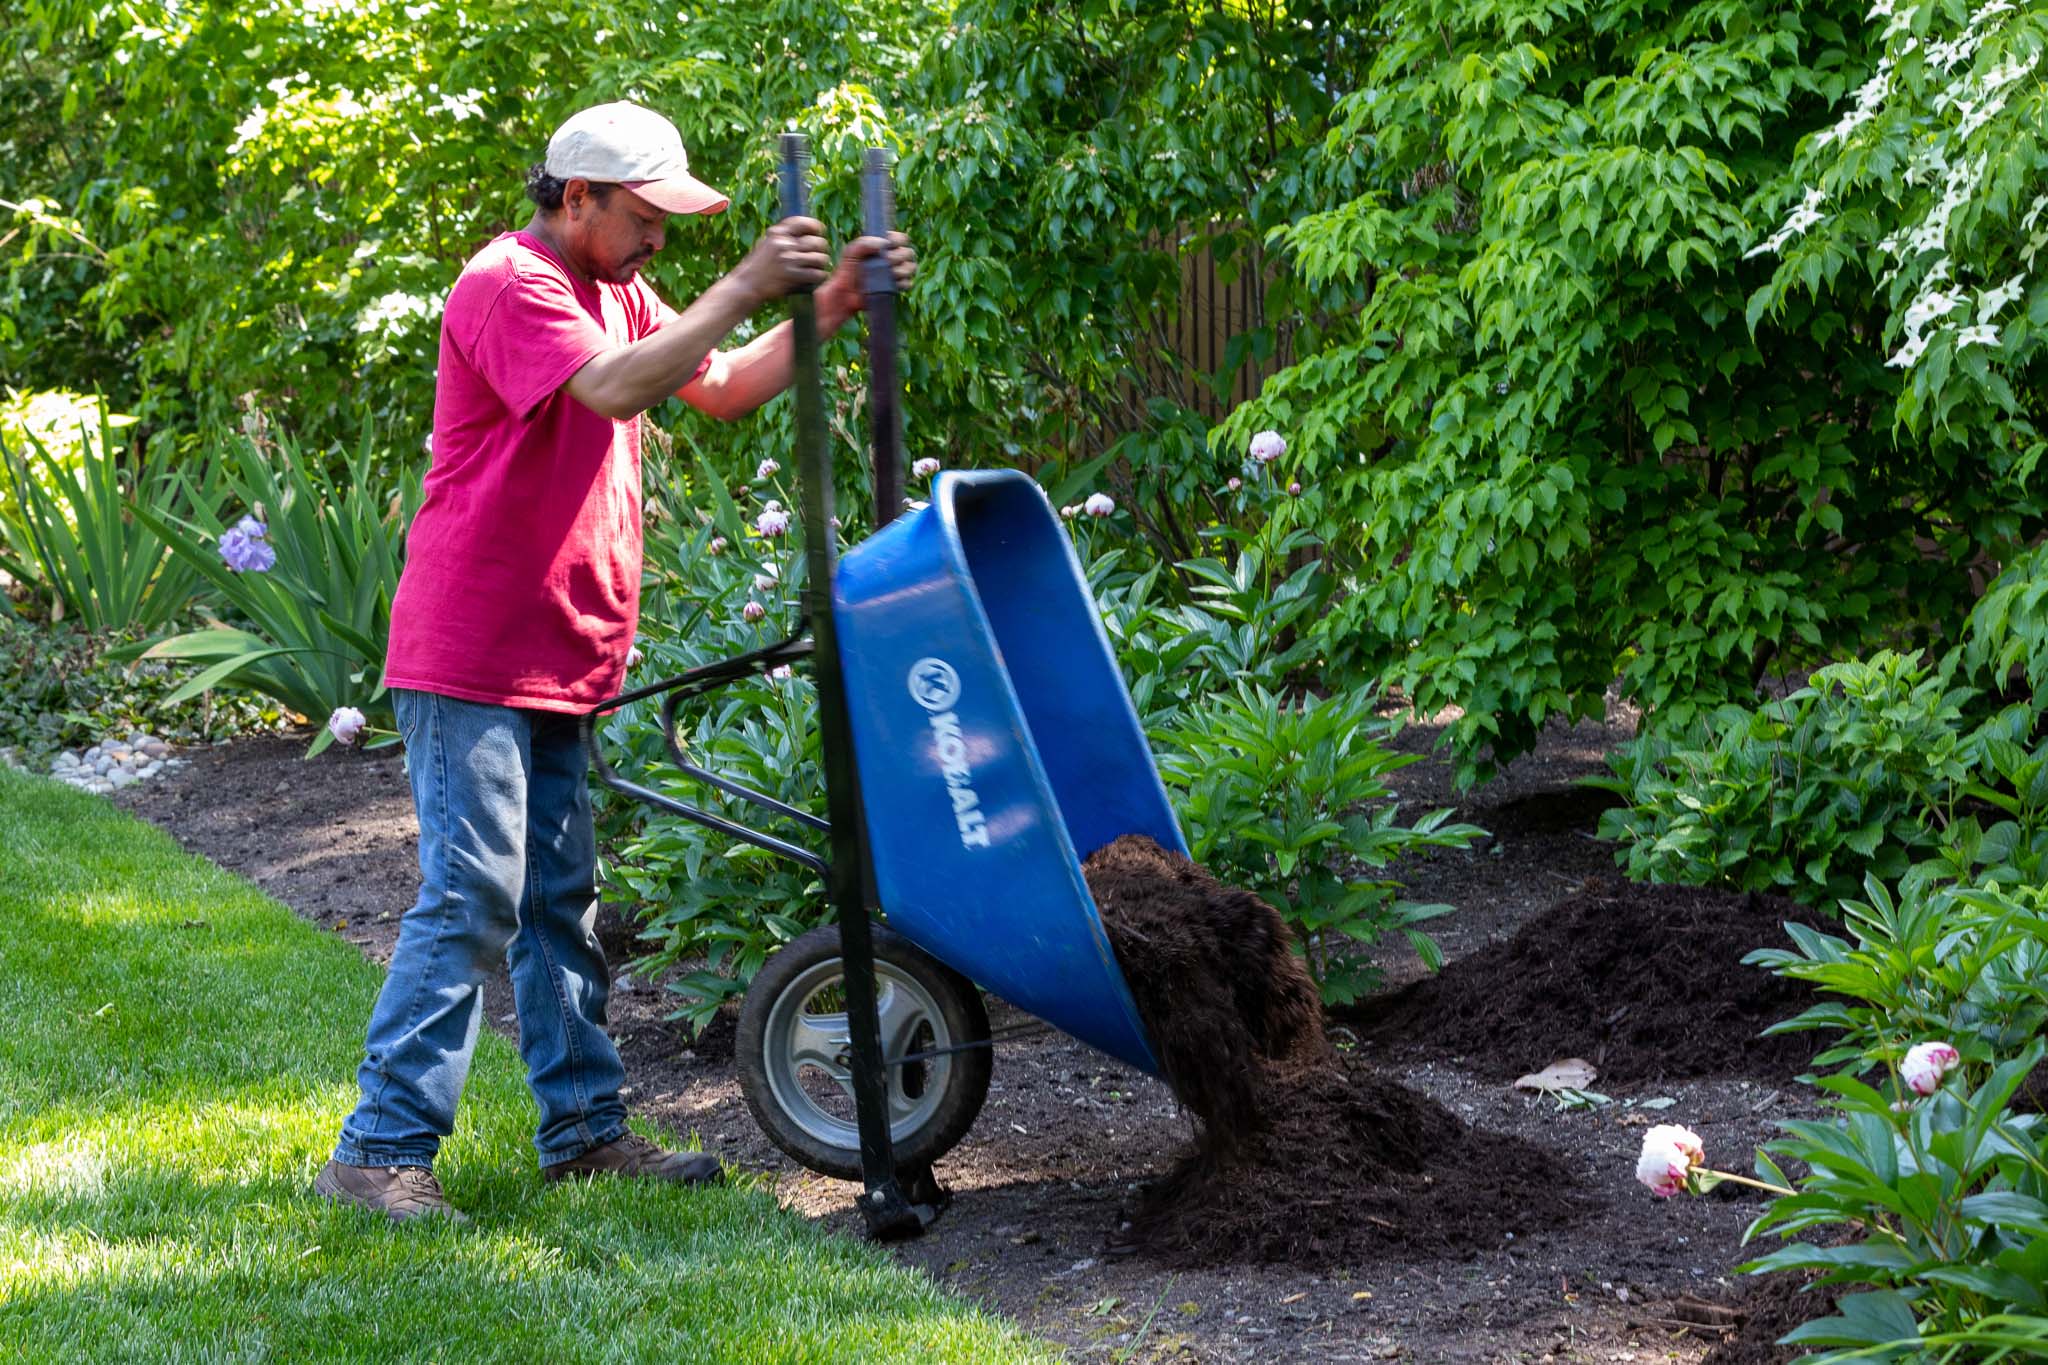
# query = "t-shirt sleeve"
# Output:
<box><xmin>632</xmin><ymin>277</ymin><xmax>714</xmax><ymax>386</ymax></box>
<box><xmin>452</xmin><ymin>267</ymin><xmax>611</xmax><ymax>422</ymax></box>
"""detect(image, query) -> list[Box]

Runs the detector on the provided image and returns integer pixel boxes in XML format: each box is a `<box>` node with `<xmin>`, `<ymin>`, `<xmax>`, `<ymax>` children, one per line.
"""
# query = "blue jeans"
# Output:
<box><xmin>334</xmin><ymin>689</ymin><xmax>629</xmax><ymax>1170</ymax></box>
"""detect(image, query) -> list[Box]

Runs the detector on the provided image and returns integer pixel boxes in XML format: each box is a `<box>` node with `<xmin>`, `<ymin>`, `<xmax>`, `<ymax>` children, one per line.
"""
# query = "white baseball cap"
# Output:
<box><xmin>544</xmin><ymin>101</ymin><xmax>729</xmax><ymax>216</ymax></box>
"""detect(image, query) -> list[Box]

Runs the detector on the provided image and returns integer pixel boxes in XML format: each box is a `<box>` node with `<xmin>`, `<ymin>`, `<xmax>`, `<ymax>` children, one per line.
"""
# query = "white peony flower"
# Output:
<box><xmin>326</xmin><ymin>707</ymin><xmax>368</xmax><ymax>746</ymax></box>
<box><xmin>1902</xmin><ymin>1041</ymin><xmax>1960</xmax><ymax>1096</ymax></box>
<box><xmin>1635</xmin><ymin>1124</ymin><xmax>1706</xmax><ymax>1198</ymax></box>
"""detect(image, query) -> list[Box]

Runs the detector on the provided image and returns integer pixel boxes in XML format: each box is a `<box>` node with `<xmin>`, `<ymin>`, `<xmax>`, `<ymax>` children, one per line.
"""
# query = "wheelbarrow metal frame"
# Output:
<box><xmin>581</xmin><ymin>137</ymin><xmax>940</xmax><ymax>1240</ymax></box>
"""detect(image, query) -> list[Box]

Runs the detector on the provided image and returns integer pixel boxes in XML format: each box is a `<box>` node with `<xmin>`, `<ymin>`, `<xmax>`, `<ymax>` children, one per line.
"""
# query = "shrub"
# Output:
<box><xmin>123</xmin><ymin>425</ymin><xmax>419</xmax><ymax>753</ymax></box>
<box><xmin>1596</xmin><ymin>545</ymin><xmax>2048</xmax><ymax>905</ymax></box>
<box><xmin>594</xmin><ymin>465</ymin><xmax>824</xmax><ymax>1033</ymax></box>
<box><xmin>1154</xmin><ymin>681</ymin><xmax>1484</xmax><ymax>1004</ymax></box>
<box><xmin>0</xmin><ymin>399</ymin><xmax>207</xmax><ymax>631</ymax></box>
<box><xmin>1735</xmin><ymin>876</ymin><xmax>2048</xmax><ymax>1359</ymax></box>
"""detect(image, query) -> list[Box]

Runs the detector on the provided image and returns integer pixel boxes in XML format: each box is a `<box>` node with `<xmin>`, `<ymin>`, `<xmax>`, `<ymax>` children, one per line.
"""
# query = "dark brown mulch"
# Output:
<box><xmin>1123</xmin><ymin>1055</ymin><xmax>1598</xmax><ymax>1267</ymax></box>
<box><xmin>1700</xmin><ymin>1270</ymin><xmax>1832</xmax><ymax>1365</ymax></box>
<box><xmin>1352</xmin><ymin>879</ymin><xmax>1825</xmax><ymax>1085</ymax></box>
<box><xmin>1082</xmin><ymin>835</ymin><xmax>1600</xmax><ymax>1268</ymax></box>
<box><xmin>1083</xmin><ymin>833</ymin><xmax>1324</xmax><ymax>1155</ymax></box>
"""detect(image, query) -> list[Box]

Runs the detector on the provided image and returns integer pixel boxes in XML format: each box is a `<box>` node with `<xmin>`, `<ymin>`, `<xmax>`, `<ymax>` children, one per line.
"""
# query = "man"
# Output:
<box><xmin>314</xmin><ymin>102</ymin><xmax>915</xmax><ymax>1222</ymax></box>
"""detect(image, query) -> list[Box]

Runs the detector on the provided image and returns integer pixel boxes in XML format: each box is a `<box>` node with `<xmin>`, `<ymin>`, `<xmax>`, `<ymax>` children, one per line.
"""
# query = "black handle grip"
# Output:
<box><xmin>777</xmin><ymin>132</ymin><xmax>811</xmax><ymax>223</ymax></box>
<box><xmin>860</xmin><ymin>147</ymin><xmax>896</xmax><ymax>296</ymax></box>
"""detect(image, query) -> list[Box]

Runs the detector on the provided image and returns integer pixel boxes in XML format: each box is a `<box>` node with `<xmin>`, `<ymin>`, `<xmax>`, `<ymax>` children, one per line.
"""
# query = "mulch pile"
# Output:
<box><xmin>1698</xmin><ymin>1270</ymin><xmax>1832</xmax><ymax>1365</ymax></box>
<box><xmin>1354</xmin><ymin>880</ymin><xmax>1822</xmax><ymax>1084</ymax></box>
<box><xmin>1082</xmin><ymin>835</ymin><xmax>1595</xmax><ymax>1267</ymax></box>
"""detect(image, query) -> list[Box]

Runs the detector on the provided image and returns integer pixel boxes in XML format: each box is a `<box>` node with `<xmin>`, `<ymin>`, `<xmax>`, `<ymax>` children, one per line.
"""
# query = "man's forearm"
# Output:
<box><xmin>566</xmin><ymin>275</ymin><xmax>766</xmax><ymax>419</ymax></box>
<box><xmin>680</xmin><ymin>292</ymin><xmax>861</xmax><ymax>420</ymax></box>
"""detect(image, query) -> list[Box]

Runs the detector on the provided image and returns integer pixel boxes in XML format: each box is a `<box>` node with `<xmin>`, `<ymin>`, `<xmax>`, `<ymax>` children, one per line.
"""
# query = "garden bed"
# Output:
<box><xmin>116</xmin><ymin>709</ymin><xmax>1828</xmax><ymax>1363</ymax></box>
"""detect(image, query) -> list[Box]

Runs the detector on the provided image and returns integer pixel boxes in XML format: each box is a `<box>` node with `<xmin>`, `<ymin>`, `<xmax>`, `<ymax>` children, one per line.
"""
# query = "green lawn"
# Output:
<box><xmin>0</xmin><ymin>767</ymin><xmax>1055</xmax><ymax>1363</ymax></box>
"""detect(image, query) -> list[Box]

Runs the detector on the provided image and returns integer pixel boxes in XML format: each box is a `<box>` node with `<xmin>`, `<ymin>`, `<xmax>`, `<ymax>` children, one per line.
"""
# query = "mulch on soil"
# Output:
<box><xmin>1354</xmin><ymin>880</ymin><xmax>1823</xmax><ymax>1085</ymax></box>
<box><xmin>1083</xmin><ymin>835</ymin><xmax>1598</xmax><ymax>1268</ymax></box>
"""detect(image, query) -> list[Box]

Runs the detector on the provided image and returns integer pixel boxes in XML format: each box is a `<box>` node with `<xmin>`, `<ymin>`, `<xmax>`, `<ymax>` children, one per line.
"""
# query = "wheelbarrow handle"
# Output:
<box><xmin>776</xmin><ymin>132</ymin><xmax>815</xmax><ymax>295</ymax></box>
<box><xmin>862</xmin><ymin>146</ymin><xmax>905</xmax><ymax>531</ymax></box>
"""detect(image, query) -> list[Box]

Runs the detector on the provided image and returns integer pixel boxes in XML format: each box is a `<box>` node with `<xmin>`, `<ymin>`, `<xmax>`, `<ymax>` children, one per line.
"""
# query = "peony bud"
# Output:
<box><xmin>756</xmin><ymin>457</ymin><xmax>780</xmax><ymax>480</ymax></box>
<box><xmin>770</xmin><ymin>665</ymin><xmax>794</xmax><ymax>680</ymax></box>
<box><xmin>742</xmin><ymin>601</ymin><xmax>766</xmax><ymax>623</ymax></box>
<box><xmin>1060</xmin><ymin>504</ymin><xmax>1080</xmax><ymax>519</ymax></box>
<box><xmin>755</xmin><ymin>509</ymin><xmax>790</xmax><ymax>537</ymax></box>
<box><xmin>1249</xmin><ymin>430</ymin><xmax>1286</xmax><ymax>463</ymax></box>
<box><xmin>912</xmin><ymin>457</ymin><xmax>941</xmax><ymax>478</ymax></box>
<box><xmin>1288</xmin><ymin>481</ymin><xmax>1303</xmax><ymax>496</ymax></box>
<box><xmin>626</xmin><ymin>643</ymin><xmax>643</xmax><ymax>668</ymax></box>
<box><xmin>753</xmin><ymin>573</ymin><xmax>777</xmax><ymax>593</ymax></box>
<box><xmin>1635</xmin><ymin>1124</ymin><xmax>1705</xmax><ymax>1198</ymax></box>
<box><xmin>1902</xmin><ymin>1041</ymin><xmax>1960</xmax><ymax>1096</ymax></box>
<box><xmin>326</xmin><ymin>706</ymin><xmax>368</xmax><ymax>747</ymax></box>
<box><xmin>1227</xmin><ymin>477</ymin><xmax>1242</xmax><ymax>492</ymax></box>
<box><xmin>1084</xmin><ymin>492</ymin><xmax>1115</xmax><ymax>518</ymax></box>
<box><xmin>708</xmin><ymin>536</ymin><xmax>728</xmax><ymax>555</ymax></box>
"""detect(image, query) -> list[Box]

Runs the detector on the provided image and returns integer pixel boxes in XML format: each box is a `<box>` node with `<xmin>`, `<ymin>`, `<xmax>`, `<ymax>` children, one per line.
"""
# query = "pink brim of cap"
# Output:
<box><xmin>623</xmin><ymin>176</ymin><xmax>729</xmax><ymax>216</ymax></box>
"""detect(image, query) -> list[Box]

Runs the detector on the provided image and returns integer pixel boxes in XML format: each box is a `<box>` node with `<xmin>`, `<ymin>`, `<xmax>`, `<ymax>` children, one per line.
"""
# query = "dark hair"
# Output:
<box><xmin>524</xmin><ymin>162</ymin><xmax>616</xmax><ymax>211</ymax></box>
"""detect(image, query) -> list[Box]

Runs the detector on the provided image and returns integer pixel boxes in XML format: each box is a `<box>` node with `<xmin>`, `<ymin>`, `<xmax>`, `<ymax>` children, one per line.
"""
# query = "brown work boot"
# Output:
<box><xmin>543</xmin><ymin>1132</ymin><xmax>724</xmax><ymax>1186</ymax></box>
<box><xmin>313</xmin><ymin>1159</ymin><xmax>470</xmax><ymax>1224</ymax></box>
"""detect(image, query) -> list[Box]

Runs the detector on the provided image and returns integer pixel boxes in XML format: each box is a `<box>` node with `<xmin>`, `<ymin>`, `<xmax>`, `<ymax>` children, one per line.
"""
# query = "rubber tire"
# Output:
<box><xmin>737</xmin><ymin>922</ymin><xmax>992</xmax><ymax>1180</ymax></box>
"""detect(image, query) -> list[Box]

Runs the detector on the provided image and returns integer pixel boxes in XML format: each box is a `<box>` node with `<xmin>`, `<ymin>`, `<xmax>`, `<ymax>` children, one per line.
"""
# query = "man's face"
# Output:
<box><xmin>564</xmin><ymin>182</ymin><xmax>668</xmax><ymax>284</ymax></box>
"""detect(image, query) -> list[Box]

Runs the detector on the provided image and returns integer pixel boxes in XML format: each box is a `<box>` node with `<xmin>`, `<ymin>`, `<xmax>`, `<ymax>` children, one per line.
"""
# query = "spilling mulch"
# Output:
<box><xmin>1351</xmin><ymin>880</ymin><xmax>1824</xmax><ymax>1084</ymax></box>
<box><xmin>1082</xmin><ymin>835</ymin><xmax>1597</xmax><ymax>1267</ymax></box>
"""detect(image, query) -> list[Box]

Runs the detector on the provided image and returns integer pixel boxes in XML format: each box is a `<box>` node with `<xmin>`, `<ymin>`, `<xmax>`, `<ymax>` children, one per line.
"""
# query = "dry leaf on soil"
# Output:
<box><xmin>1513</xmin><ymin>1058</ymin><xmax>1598</xmax><ymax>1093</ymax></box>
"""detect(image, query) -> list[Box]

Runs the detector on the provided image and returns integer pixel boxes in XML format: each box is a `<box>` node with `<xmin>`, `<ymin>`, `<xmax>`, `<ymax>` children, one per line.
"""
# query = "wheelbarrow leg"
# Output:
<box><xmin>781</xmin><ymin>134</ymin><xmax>937</xmax><ymax>1240</ymax></box>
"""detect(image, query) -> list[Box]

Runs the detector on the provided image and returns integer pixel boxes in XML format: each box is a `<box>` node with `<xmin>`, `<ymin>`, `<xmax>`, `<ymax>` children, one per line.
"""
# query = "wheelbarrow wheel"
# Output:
<box><xmin>737</xmin><ymin>922</ymin><xmax>991</xmax><ymax>1181</ymax></box>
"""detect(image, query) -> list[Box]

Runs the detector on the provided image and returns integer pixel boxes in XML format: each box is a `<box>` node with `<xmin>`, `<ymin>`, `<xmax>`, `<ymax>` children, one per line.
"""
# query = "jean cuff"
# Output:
<box><xmin>332</xmin><ymin>1141</ymin><xmax>440</xmax><ymax>1170</ymax></box>
<box><xmin>536</xmin><ymin>1121</ymin><xmax>632</xmax><ymax>1169</ymax></box>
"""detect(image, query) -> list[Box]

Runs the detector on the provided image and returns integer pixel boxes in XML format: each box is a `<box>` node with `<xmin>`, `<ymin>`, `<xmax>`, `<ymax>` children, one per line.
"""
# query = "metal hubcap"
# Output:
<box><xmin>760</xmin><ymin>954</ymin><xmax>956</xmax><ymax>1154</ymax></box>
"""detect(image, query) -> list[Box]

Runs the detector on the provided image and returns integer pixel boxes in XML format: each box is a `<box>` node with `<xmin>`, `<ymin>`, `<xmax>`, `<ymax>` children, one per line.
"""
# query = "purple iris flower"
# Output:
<box><xmin>218</xmin><ymin>516</ymin><xmax>277</xmax><ymax>573</ymax></box>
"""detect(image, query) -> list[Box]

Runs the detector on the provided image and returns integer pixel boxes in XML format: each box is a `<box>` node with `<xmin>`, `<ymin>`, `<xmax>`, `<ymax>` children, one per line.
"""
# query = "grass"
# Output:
<box><xmin>0</xmin><ymin>768</ymin><xmax>1057</xmax><ymax>1363</ymax></box>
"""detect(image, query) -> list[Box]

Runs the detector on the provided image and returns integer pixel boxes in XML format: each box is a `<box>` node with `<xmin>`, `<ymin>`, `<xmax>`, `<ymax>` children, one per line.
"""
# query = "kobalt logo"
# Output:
<box><xmin>907</xmin><ymin>657</ymin><xmax>989</xmax><ymax>849</ymax></box>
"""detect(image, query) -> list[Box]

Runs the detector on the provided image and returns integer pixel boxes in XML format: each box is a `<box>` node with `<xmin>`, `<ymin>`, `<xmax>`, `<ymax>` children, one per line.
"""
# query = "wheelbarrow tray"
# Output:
<box><xmin>834</xmin><ymin>469</ymin><xmax>1179</xmax><ymax>1077</ymax></box>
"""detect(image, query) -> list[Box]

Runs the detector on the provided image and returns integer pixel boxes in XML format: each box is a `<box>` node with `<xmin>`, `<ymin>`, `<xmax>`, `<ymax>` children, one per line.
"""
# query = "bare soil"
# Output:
<box><xmin>115</xmin><ymin>710</ymin><xmax>1826</xmax><ymax>1363</ymax></box>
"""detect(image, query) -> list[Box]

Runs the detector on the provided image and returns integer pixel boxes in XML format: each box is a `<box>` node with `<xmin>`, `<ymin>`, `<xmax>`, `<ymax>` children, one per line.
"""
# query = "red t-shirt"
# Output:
<box><xmin>384</xmin><ymin>231</ymin><xmax>707</xmax><ymax>711</ymax></box>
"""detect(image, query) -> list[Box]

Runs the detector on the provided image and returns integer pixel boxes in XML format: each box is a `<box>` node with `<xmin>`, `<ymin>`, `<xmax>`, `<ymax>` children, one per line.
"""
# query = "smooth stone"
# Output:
<box><xmin>94</xmin><ymin>758</ymin><xmax>114</xmax><ymax>775</ymax></box>
<box><xmin>142</xmin><ymin>742</ymin><xmax>170</xmax><ymax>758</ymax></box>
<box><xmin>84</xmin><ymin>745</ymin><xmax>103</xmax><ymax>761</ymax></box>
<box><xmin>108</xmin><ymin>769</ymin><xmax>139</xmax><ymax>788</ymax></box>
<box><xmin>139</xmin><ymin>763</ymin><xmax>161</xmax><ymax>778</ymax></box>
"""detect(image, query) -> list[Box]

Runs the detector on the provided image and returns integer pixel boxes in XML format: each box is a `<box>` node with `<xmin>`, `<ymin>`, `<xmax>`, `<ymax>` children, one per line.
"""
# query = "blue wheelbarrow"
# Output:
<box><xmin>582</xmin><ymin>139</ymin><xmax>1181</xmax><ymax>1239</ymax></box>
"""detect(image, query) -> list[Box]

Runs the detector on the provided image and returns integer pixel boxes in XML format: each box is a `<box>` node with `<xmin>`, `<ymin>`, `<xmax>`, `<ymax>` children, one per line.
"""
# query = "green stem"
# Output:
<box><xmin>1696</xmin><ymin>1168</ymin><xmax>1796</xmax><ymax>1198</ymax></box>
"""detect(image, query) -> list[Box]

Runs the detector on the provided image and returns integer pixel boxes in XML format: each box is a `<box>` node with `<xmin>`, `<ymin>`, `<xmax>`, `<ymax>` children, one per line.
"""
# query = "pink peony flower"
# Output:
<box><xmin>756</xmin><ymin>457</ymin><xmax>780</xmax><ymax>480</ymax></box>
<box><xmin>753</xmin><ymin>572</ymin><xmax>778</xmax><ymax>593</ymax></box>
<box><xmin>912</xmin><ymin>457</ymin><xmax>941</xmax><ymax>478</ymax></box>
<box><xmin>708</xmin><ymin>536</ymin><xmax>728</xmax><ymax>555</ymax></box>
<box><xmin>742</xmin><ymin>601</ymin><xmax>766</xmax><ymax>623</ymax></box>
<box><xmin>1902</xmin><ymin>1041</ymin><xmax>1960</xmax><ymax>1096</ymax></box>
<box><xmin>756</xmin><ymin>508</ymin><xmax>790</xmax><ymax>537</ymax></box>
<box><xmin>326</xmin><ymin>706</ymin><xmax>367</xmax><ymax>747</ymax></box>
<box><xmin>1084</xmin><ymin>493</ymin><xmax>1115</xmax><ymax>518</ymax></box>
<box><xmin>1249</xmin><ymin>430</ymin><xmax>1286</xmax><ymax>464</ymax></box>
<box><xmin>1227</xmin><ymin>477</ymin><xmax>1242</xmax><ymax>492</ymax></box>
<box><xmin>1635</xmin><ymin>1124</ymin><xmax>1705</xmax><ymax>1198</ymax></box>
<box><xmin>770</xmin><ymin>664</ymin><xmax>794</xmax><ymax>680</ymax></box>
